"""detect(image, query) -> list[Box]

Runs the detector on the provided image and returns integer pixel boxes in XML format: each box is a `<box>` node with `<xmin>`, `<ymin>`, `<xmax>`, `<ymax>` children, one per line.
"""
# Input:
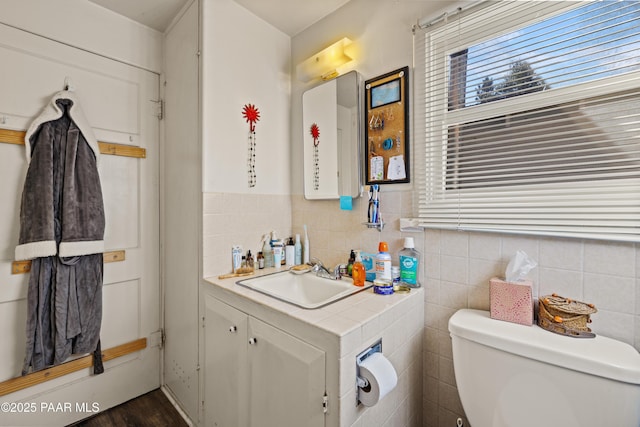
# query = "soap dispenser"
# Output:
<box><xmin>352</xmin><ymin>250</ymin><xmax>366</xmax><ymax>287</ymax></box>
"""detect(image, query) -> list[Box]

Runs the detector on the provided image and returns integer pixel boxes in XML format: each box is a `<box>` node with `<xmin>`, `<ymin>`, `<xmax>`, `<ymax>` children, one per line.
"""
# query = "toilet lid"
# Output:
<box><xmin>449</xmin><ymin>309</ymin><xmax>640</xmax><ymax>385</ymax></box>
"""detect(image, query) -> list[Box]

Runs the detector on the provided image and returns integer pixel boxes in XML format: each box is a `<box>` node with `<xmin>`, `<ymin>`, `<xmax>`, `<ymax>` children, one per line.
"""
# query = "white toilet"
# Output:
<box><xmin>448</xmin><ymin>309</ymin><xmax>640</xmax><ymax>427</ymax></box>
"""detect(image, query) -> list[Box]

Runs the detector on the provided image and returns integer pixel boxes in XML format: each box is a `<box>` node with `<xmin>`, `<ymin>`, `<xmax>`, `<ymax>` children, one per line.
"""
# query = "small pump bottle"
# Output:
<box><xmin>375</xmin><ymin>241</ymin><xmax>392</xmax><ymax>280</ymax></box>
<box><xmin>399</xmin><ymin>237</ymin><xmax>421</xmax><ymax>288</ymax></box>
<box><xmin>285</xmin><ymin>237</ymin><xmax>295</xmax><ymax>266</ymax></box>
<box><xmin>352</xmin><ymin>250</ymin><xmax>366</xmax><ymax>287</ymax></box>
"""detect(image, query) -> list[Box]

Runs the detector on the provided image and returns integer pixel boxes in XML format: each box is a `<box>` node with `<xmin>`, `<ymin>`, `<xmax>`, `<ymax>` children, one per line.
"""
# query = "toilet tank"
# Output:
<box><xmin>448</xmin><ymin>309</ymin><xmax>640</xmax><ymax>427</ymax></box>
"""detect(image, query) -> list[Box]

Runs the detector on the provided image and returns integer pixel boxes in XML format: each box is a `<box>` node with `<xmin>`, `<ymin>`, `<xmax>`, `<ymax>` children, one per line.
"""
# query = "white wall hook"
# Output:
<box><xmin>64</xmin><ymin>76</ymin><xmax>76</xmax><ymax>92</ymax></box>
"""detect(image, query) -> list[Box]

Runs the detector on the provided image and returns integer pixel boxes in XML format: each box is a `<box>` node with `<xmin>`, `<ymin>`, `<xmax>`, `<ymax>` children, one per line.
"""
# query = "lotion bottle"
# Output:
<box><xmin>273</xmin><ymin>241</ymin><xmax>283</xmax><ymax>268</ymax></box>
<box><xmin>375</xmin><ymin>241</ymin><xmax>392</xmax><ymax>280</ymax></box>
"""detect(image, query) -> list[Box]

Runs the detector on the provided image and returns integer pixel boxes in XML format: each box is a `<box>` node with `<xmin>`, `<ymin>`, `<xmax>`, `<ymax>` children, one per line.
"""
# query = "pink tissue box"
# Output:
<box><xmin>489</xmin><ymin>277</ymin><xmax>533</xmax><ymax>326</ymax></box>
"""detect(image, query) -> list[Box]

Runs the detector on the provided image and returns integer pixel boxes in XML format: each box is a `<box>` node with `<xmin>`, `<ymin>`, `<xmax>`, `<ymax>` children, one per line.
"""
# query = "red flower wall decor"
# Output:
<box><xmin>310</xmin><ymin>123</ymin><xmax>320</xmax><ymax>146</ymax></box>
<box><xmin>310</xmin><ymin>123</ymin><xmax>320</xmax><ymax>190</ymax></box>
<box><xmin>243</xmin><ymin>104</ymin><xmax>260</xmax><ymax>187</ymax></box>
<box><xmin>242</xmin><ymin>103</ymin><xmax>260</xmax><ymax>132</ymax></box>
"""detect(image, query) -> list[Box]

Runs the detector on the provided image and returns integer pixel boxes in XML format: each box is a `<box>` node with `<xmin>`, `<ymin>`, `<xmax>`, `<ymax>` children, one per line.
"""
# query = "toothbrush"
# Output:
<box><xmin>368</xmin><ymin>185</ymin><xmax>380</xmax><ymax>224</ymax></box>
<box><xmin>372</xmin><ymin>185</ymin><xmax>379</xmax><ymax>224</ymax></box>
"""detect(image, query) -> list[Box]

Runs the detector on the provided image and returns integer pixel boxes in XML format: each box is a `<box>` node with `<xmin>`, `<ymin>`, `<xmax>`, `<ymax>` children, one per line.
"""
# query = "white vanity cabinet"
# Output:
<box><xmin>204</xmin><ymin>294</ymin><xmax>326</xmax><ymax>427</ymax></box>
<box><xmin>203</xmin><ymin>272</ymin><xmax>424</xmax><ymax>427</ymax></box>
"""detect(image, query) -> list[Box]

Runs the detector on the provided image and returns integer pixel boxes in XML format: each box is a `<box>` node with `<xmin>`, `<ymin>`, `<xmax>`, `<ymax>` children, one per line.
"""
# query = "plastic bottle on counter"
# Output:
<box><xmin>352</xmin><ymin>250</ymin><xmax>366</xmax><ymax>287</ymax></box>
<box><xmin>294</xmin><ymin>234</ymin><xmax>302</xmax><ymax>265</ymax></box>
<box><xmin>391</xmin><ymin>265</ymin><xmax>400</xmax><ymax>285</ymax></box>
<box><xmin>262</xmin><ymin>234</ymin><xmax>274</xmax><ymax>268</ymax></box>
<box><xmin>347</xmin><ymin>250</ymin><xmax>356</xmax><ymax>276</ymax></box>
<box><xmin>285</xmin><ymin>237</ymin><xmax>295</xmax><ymax>266</ymax></box>
<box><xmin>399</xmin><ymin>237</ymin><xmax>421</xmax><ymax>288</ymax></box>
<box><xmin>303</xmin><ymin>225</ymin><xmax>310</xmax><ymax>264</ymax></box>
<box><xmin>273</xmin><ymin>240</ymin><xmax>284</xmax><ymax>268</ymax></box>
<box><xmin>375</xmin><ymin>241</ymin><xmax>392</xmax><ymax>281</ymax></box>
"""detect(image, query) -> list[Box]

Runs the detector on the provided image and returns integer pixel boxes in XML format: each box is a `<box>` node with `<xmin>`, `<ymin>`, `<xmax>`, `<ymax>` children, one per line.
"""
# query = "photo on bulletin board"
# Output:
<box><xmin>365</xmin><ymin>66</ymin><xmax>410</xmax><ymax>185</ymax></box>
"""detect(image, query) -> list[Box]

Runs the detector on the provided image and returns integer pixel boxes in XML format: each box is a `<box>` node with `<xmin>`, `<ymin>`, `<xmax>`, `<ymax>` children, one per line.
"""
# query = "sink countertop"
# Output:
<box><xmin>203</xmin><ymin>267</ymin><xmax>423</xmax><ymax>339</ymax></box>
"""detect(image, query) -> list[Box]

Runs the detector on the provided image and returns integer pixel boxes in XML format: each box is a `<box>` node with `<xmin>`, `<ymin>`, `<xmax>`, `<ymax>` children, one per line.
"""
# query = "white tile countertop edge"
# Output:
<box><xmin>203</xmin><ymin>267</ymin><xmax>423</xmax><ymax>338</ymax></box>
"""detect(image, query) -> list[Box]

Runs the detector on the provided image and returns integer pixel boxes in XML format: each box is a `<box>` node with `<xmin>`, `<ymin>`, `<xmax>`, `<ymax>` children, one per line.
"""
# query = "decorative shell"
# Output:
<box><xmin>541</xmin><ymin>294</ymin><xmax>597</xmax><ymax>315</ymax></box>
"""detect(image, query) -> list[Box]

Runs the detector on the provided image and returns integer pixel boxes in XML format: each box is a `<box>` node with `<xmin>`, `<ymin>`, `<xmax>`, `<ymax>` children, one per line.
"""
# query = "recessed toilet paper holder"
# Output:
<box><xmin>355</xmin><ymin>339</ymin><xmax>382</xmax><ymax>405</ymax></box>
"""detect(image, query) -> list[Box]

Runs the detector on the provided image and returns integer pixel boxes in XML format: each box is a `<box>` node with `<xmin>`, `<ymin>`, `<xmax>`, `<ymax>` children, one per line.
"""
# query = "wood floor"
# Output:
<box><xmin>68</xmin><ymin>388</ymin><xmax>189</xmax><ymax>427</ymax></box>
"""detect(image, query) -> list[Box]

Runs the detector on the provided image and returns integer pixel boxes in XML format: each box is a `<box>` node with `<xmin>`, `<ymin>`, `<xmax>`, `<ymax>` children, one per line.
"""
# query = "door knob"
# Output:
<box><xmin>248</xmin><ymin>337</ymin><xmax>257</xmax><ymax>345</ymax></box>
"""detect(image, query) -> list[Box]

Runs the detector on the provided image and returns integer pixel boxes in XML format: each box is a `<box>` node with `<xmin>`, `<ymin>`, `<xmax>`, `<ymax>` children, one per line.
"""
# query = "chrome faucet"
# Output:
<box><xmin>310</xmin><ymin>257</ymin><xmax>342</xmax><ymax>280</ymax></box>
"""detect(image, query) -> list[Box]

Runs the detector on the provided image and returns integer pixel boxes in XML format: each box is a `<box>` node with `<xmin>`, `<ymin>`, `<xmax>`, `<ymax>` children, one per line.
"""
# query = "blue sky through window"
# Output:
<box><xmin>459</xmin><ymin>1</ymin><xmax>640</xmax><ymax>107</ymax></box>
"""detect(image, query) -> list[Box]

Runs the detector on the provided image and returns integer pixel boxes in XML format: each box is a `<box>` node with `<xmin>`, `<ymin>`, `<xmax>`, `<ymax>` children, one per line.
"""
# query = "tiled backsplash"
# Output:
<box><xmin>423</xmin><ymin>229</ymin><xmax>639</xmax><ymax>426</ymax></box>
<box><xmin>204</xmin><ymin>191</ymin><xmax>639</xmax><ymax>427</ymax></box>
<box><xmin>202</xmin><ymin>192</ymin><xmax>292</xmax><ymax>278</ymax></box>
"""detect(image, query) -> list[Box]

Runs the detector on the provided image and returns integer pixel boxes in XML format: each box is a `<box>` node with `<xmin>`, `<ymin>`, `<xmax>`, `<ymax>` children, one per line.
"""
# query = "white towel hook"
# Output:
<box><xmin>64</xmin><ymin>76</ymin><xmax>76</xmax><ymax>92</ymax></box>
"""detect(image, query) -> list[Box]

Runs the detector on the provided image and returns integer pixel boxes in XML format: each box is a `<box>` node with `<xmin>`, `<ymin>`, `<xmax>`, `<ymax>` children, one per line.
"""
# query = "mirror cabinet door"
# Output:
<box><xmin>302</xmin><ymin>71</ymin><xmax>362</xmax><ymax>200</ymax></box>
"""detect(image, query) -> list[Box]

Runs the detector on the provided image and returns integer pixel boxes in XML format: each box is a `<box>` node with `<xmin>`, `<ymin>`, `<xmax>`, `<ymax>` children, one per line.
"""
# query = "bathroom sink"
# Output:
<box><xmin>237</xmin><ymin>270</ymin><xmax>372</xmax><ymax>309</ymax></box>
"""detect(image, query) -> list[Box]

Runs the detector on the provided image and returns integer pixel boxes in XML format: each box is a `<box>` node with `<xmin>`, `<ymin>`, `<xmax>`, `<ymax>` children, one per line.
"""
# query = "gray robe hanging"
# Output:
<box><xmin>16</xmin><ymin>90</ymin><xmax>105</xmax><ymax>375</ymax></box>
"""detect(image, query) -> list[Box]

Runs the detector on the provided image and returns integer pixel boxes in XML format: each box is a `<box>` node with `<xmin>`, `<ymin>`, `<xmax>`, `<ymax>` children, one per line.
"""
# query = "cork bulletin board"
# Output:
<box><xmin>365</xmin><ymin>66</ymin><xmax>410</xmax><ymax>185</ymax></box>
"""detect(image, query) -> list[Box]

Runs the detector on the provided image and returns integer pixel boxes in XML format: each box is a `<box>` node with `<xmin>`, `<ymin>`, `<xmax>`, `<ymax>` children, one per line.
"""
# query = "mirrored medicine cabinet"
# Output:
<box><xmin>302</xmin><ymin>70</ymin><xmax>363</xmax><ymax>200</ymax></box>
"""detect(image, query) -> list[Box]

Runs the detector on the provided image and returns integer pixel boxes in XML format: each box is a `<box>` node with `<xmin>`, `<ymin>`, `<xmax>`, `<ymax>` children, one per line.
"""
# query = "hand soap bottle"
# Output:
<box><xmin>352</xmin><ymin>250</ymin><xmax>366</xmax><ymax>287</ymax></box>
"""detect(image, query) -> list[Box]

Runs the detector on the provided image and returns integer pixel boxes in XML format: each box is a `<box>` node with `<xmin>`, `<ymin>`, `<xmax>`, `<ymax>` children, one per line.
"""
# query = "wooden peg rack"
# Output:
<box><xmin>12</xmin><ymin>250</ymin><xmax>126</xmax><ymax>274</ymax></box>
<box><xmin>0</xmin><ymin>128</ymin><xmax>146</xmax><ymax>158</ymax></box>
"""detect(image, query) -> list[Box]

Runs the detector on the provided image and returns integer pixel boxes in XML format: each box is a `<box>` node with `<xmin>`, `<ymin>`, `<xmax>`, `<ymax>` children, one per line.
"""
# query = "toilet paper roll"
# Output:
<box><xmin>357</xmin><ymin>352</ymin><xmax>398</xmax><ymax>407</ymax></box>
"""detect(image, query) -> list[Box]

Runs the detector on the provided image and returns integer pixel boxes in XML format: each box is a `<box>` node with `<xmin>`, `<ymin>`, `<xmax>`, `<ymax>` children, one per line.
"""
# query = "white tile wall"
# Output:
<box><xmin>340</xmin><ymin>292</ymin><xmax>424</xmax><ymax>427</ymax></box>
<box><xmin>424</xmin><ymin>229</ymin><xmax>639</xmax><ymax>427</ymax></box>
<box><xmin>202</xmin><ymin>192</ymin><xmax>292</xmax><ymax>278</ymax></box>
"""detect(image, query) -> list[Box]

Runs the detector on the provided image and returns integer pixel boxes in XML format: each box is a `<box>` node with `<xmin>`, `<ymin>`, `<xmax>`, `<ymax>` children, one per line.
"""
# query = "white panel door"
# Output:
<box><xmin>0</xmin><ymin>21</ymin><xmax>160</xmax><ymax>426</ymax></box>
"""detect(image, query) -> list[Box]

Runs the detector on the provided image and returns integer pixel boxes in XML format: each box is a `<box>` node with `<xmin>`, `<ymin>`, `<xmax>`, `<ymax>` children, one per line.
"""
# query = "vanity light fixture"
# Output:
<box><xmin>297</xmin><ymin>37</ymin><xmax>354</xmax><ymax>83</ymax></box>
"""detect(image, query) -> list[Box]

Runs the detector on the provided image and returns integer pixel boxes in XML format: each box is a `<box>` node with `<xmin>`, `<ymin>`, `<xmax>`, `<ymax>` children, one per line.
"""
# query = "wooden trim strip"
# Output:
<box><xmin>0</xmin><ymin>129</ymin><xmax>26</xmax><ymax>145</ymax></box>
<box><xmin>11</xmin><ymin>260</ymin><xmax>31</xmax><ymax>275</ymax></box>
<box><xmin>0</xmin><ymin>128</ymin><xmax>146</xmax><ymax>158</ymax></box>
<box><xmin>0</xmin><ymin>338</ymin><xmax>147</xmax><ymax>397</ymax></box>
<box><xmin>12</xmin><ymin>250</ymin><xmax>126</xmax><ymax>274</ymax></box>
<box><xmin>98</xmin><ymin>142</ymin><xmax>146</xmax><ymax>158</ymax></box>
<box><xmin>103</xmin><ymin>250</ymin><xmax>126</xmax><ymax>264</ymax></box>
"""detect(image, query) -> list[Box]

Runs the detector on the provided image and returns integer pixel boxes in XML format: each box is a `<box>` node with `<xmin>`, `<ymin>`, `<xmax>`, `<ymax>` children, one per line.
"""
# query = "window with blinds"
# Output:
<box><xmin>414</xmin><ymin>1</ymin><xmax>640</xmax><ymax>241</ymax></box>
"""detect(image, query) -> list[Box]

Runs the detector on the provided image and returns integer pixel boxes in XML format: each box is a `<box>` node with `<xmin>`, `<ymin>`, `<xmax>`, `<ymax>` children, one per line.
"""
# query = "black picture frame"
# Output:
<box><xmin>364</xmin><ymin>66</ymin><xmax>410</xmax><ymax>185</ymax></box>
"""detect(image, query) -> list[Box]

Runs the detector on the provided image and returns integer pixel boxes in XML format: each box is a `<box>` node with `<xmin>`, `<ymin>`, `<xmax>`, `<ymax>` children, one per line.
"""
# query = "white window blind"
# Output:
<box><xmin>414</xmin><ymin>1</ymin><xmax>640</xmax><ymax>242</ymax></box>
